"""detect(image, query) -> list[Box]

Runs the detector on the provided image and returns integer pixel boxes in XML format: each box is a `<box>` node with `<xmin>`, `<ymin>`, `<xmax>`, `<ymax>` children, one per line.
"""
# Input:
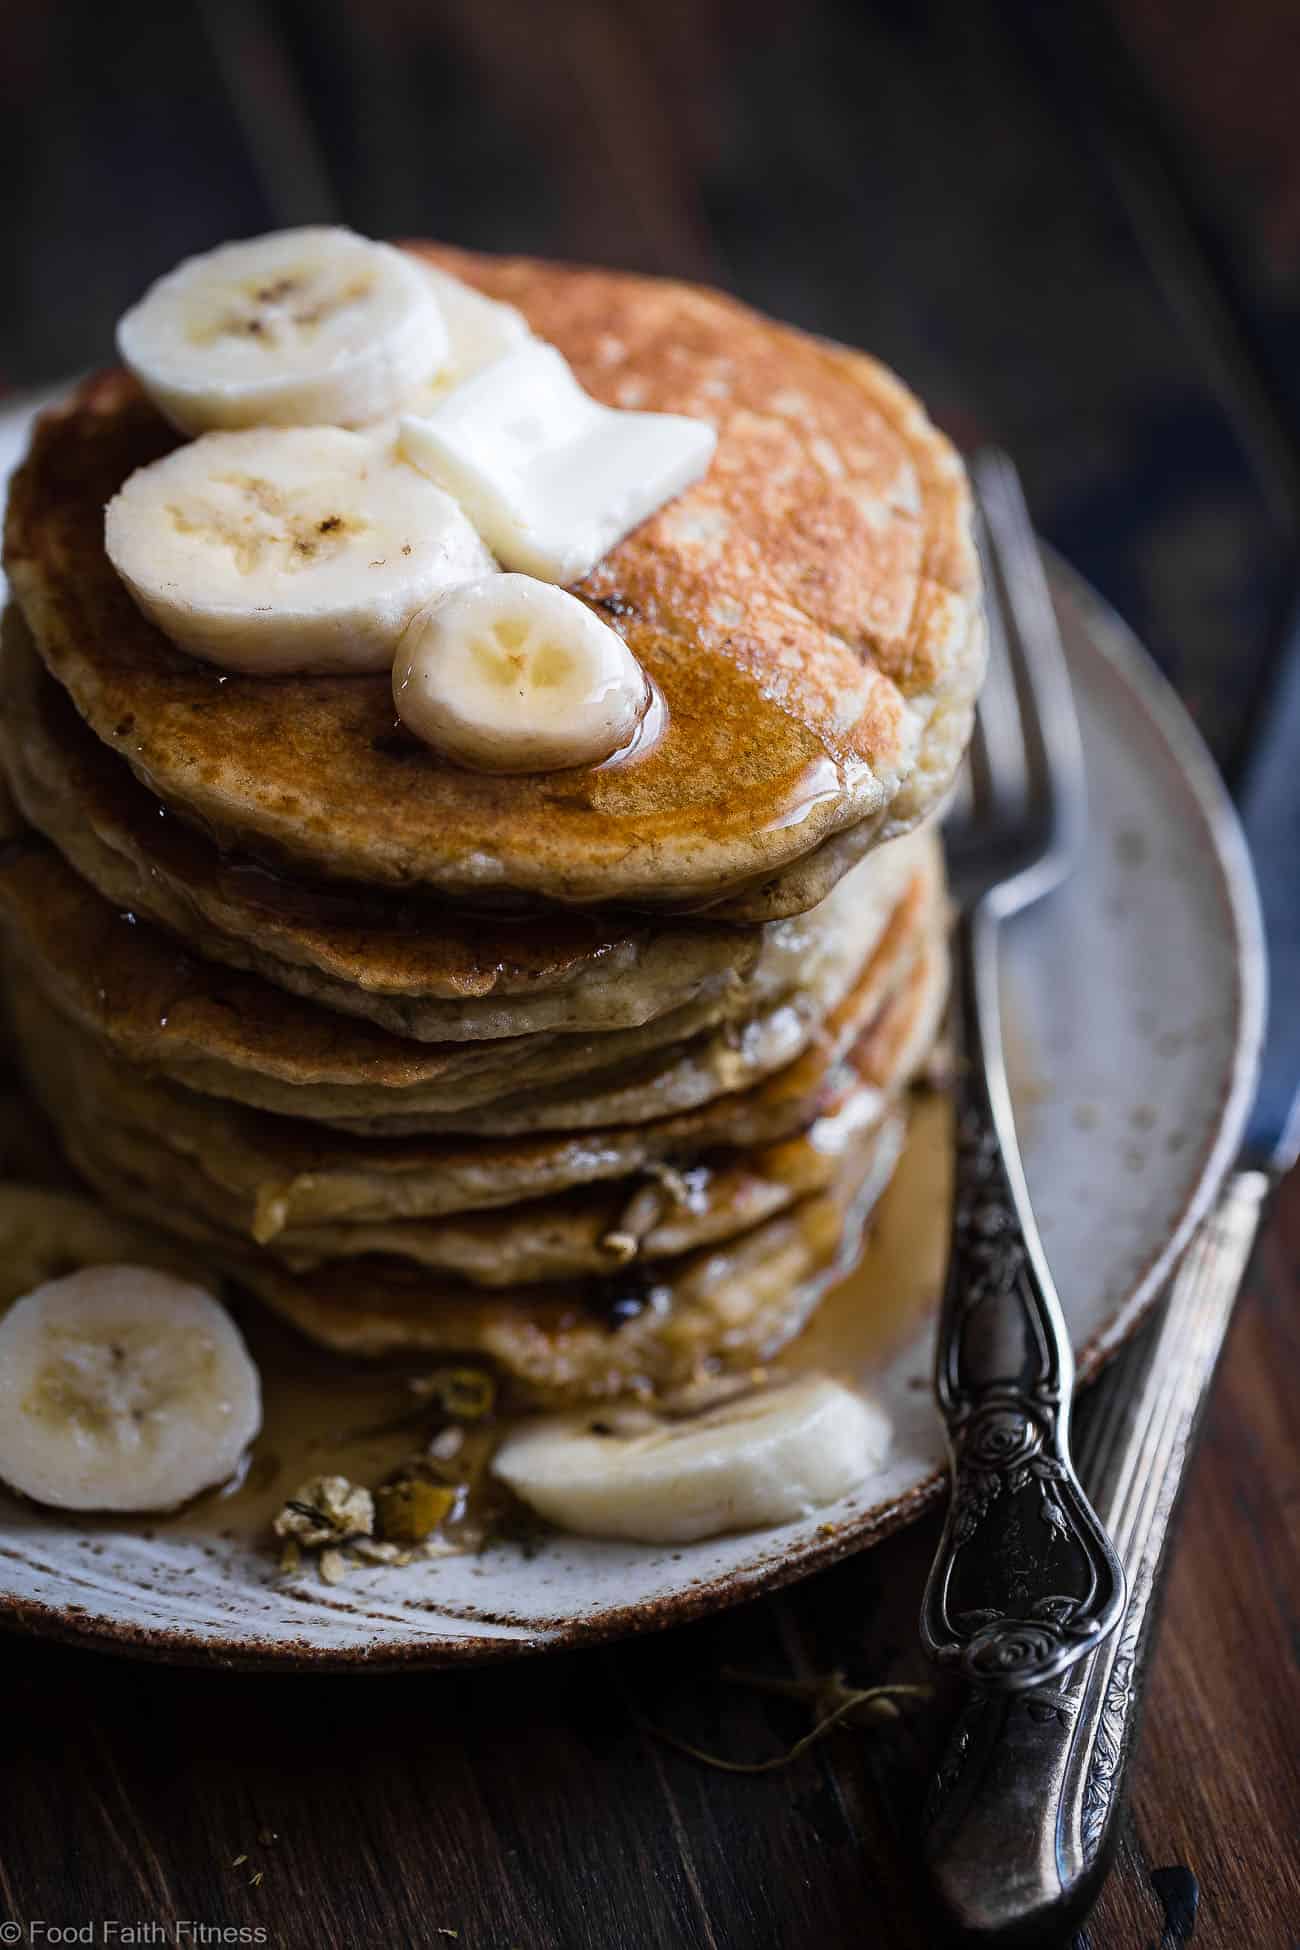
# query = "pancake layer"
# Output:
<box><xmin>5</xmin><ymin>248</ymin><xmax>981</xmax><ymax>910</ymax></box>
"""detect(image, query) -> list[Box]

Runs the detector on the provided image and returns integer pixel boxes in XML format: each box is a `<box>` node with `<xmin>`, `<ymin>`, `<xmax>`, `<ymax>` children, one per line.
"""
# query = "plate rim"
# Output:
<box><xmin>0</xmin><ymin>557</ymin><xmax>1266</xmax><ymax>1672</ymax></box>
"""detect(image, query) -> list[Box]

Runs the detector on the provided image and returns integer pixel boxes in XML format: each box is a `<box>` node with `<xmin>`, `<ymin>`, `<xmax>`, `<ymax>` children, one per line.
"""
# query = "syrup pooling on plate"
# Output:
<box><xmin>779</xmin><ymin>1091</ymin><xmax>952</xmax><ymax>1383</ymax></box>
<box><xmin>159</xmin><ymin>1094</ymin><xmax>953</xmax><ymax>1555</ymax></box>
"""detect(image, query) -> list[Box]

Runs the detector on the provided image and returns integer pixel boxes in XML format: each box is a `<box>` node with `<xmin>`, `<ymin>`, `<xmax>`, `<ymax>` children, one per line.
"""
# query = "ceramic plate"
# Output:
<box><xmin>0</xmin><ymin>396</ymin><xmax>1264</xmax><ymax>1665</ymax></box>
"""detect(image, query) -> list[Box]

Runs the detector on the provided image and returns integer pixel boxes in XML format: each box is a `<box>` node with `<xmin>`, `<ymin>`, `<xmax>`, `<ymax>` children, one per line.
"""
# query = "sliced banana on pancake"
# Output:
<box><xmin>394</xmin><ymin>573</ymin><xmax>651</xmax><ymax>772</ymax></box>
<box><xmin>404</xmin><ymin>264</ymin><xmax>533</xmax><ymax>405</ymax></box>
<box><xmin>105</xmin><ymin>427</ymin><xmax>497</xmax><ymax>674</ymax></box>
<box><xmin>400</xmin><ymin>338</ymin><xmax>717</xmax><ymax>583</ymax></box>
<box><xmin>0</xmin><ymin>1265</ymin><xmax>261</xmax><ymax>1512</ymax></box>
<box><xmin>492</xmin><ymin>1374</ymin><xmax>890</xmax><ymax>1542</ymax></box>
<box><xmin>117</xmin><ymin>227</ymin><xmax>447</xmax><ymax>434</ymax></box>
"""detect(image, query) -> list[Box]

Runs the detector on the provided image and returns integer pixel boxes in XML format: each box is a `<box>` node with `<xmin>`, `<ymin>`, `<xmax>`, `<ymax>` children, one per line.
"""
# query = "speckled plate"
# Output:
<box><xmin>0</xmin><ymin>471</ymin><xmax>1264</xmax><ymax>1665</ymax></box>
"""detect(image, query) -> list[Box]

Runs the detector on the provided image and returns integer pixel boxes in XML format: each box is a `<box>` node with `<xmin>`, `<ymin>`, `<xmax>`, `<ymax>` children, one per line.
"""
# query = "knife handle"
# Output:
<box><xmin>924</xmin><ymin>1168</ymin><xmax>1268</xmax><ymax>1943</ymax></box>
<box><xmin>921</xmin><ymin>906</ymin><xmax>1126</xmax><ymax>1691</ymax></box>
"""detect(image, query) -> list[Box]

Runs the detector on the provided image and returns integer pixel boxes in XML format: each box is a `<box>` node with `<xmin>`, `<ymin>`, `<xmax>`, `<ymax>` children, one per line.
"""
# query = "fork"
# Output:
<box><xmin>919</xmin><ymin>451</ymin><xmax>1126</xmax><ymax>1694</ymax></box>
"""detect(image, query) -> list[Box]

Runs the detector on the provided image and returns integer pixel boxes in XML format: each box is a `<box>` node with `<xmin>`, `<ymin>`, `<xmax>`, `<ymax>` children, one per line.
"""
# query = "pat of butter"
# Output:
<box><xmin>399</xmin><ymin>340</ymin><xmax>717</xmax><ymax>584</ymax></box>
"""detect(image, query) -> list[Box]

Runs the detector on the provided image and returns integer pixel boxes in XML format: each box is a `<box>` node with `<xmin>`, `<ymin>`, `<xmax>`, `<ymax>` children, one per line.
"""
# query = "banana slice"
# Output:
<box><xmin>105</xmin><ymin>426</ymin><xmax>497</xmax><ymax>675</ymax></box>
<box><xmin>400</xmin><ymin>339</ymin><xmax>717</xmax><ymax>583</ymax></box>
<box><xmin>117</xmin><ymin>226</ymin><xmax>447</xmax><ymax>435</ymax></box>
<box><xmin>492</xmin><ymin>1375</ymin><xmax>891</xmax><ymax>1544</ymax></box>
<box><xmin>394</xmin><ymin>572</ymin><xmax>651</xmax><ymax>772</ymax></box>
<box><xmin>0</xmin><ymin>1265</ymin><xmax>261</xmax><ymax>1512</ymax></box>
<box><xmin>403</xmin><ymin>264</ymin><xmax>532</xmax><ymax>408</ymax></box>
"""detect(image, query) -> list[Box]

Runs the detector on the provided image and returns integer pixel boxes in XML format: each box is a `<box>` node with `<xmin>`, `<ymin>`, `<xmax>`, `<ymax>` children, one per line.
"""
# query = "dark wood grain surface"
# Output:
<box><xmin>1</xmin><ymin>1</ymin><xmax>1298</xmax><ymax>1944</ymax></box>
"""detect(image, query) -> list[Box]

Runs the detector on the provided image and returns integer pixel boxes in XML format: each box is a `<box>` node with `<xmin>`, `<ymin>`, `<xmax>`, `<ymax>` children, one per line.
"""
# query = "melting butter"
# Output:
<box><xmin>400</xmin><ymin>339</ymin><xmax>716</xmax><ymax>585</ymax></box>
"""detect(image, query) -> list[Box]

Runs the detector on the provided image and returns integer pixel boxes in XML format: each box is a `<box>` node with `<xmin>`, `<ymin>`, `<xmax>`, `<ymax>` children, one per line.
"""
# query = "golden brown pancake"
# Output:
<box><xmin>12</xmin><ymin>898</ymin><xmax>923</xmax><ymax>1284</ymax></box>
<box><xmin>43</xmin><ymin>1021</ymin><xmax>902</xmax><ymax>1272</ymax></box>
<box><xmin>5</xmin><ymin>873</ymin><xmax>944</xmax><ymax>1234</ymax></box>
<box><xmin>4</xmin><ymin>246</ymin><xmax>981</xmax><ymax>911</ymax></box>
<box><xmin>0</xmin><ymin>778</ymin><xmax>936</xmax><ymax>1129</ymax></box>
<box><xmin>0</xmin><ymin>828</ymin><xmax>857</xmax><ymax>1122</ymax></box>
<box><xmin>49</xmin><ymin>1097</ymin><xmax>890</xmax><ymax>1281</ymax></box>
<box><xmin>6</xmin><ymin>908</ymin><xmax>946</xmax><ymax>1241</ymax></box>
<box><xmin>0</xmin><ymin>606</ymin><xmax>772</xmax><ymax>1041</ymax></box>
<box><xmin>0</xmin><ymin>1171</ymin><xmax>876</xmax><ymax>1407</ymax></box>
<box><xmin>47</xmin><ymin>1111</ymin><xmax>903</xmax><ymax>1400</ymax></box>
<box><xmin>229</xmin><ymin>1134</ymin><xmax>898</xmax><ymax>1398</ymax></box>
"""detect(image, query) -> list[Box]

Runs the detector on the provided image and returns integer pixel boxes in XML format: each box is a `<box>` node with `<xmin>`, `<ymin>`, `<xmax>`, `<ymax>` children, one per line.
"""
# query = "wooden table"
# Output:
<box><xmin>1</xmin><ymin>1174</ymin><xmax>1295</xmax><ymax>1948</ymax></box>
<box><xmin>1</xmin><ymin>1</ymin><xmax>1298</xmax><ymax>1943</ymax></box>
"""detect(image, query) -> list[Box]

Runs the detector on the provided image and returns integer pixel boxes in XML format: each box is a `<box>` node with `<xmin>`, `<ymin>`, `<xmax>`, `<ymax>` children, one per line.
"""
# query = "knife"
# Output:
<box><xmin>922</xmin><ymin>603</ymin><xmax>1296</xmax><ymax>1943</ymax></box>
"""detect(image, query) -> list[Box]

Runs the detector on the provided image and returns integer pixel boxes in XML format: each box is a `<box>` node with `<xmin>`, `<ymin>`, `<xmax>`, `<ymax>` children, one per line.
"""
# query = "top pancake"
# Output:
<box><xmin>3</xmin><ymin>244</ymin><xmax>981</xmax><ymax>909</ymax></box>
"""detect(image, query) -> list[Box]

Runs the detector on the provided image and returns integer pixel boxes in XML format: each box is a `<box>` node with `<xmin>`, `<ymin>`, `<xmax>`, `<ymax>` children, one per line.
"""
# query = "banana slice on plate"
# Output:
<box><xmin>394</xmin><ymin>572</ymin><xmax>652</xmax><ymax>772</ymax></box>
<box><xmin>492</xmin><ymin>1374</ymin><xmax>891</xmax><ymax>1544</ymax></box>
<box><xmin>117</xmin><ymin>226</ymin><xmax>447</xmax><ymax>435</ymax></box>
<box><xmin>0</xmin><ymin>1265</ymin><xmax>261</xmax><ymax>1512</ymax></box>
<box><xmin>105</xmin><ymin>426</ymin><xmax>497</xmax><ymax>674</ymax></box>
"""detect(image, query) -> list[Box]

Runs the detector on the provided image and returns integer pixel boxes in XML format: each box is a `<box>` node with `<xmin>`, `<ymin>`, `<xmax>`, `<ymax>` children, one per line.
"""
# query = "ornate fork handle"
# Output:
<box><xmin>920</xmin><ymin>903</ymin><xmax>1126</xmax><ymax>1691</ymax></box>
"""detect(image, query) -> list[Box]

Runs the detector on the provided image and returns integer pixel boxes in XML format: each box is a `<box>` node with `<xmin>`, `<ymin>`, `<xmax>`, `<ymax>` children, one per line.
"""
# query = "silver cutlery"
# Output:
<box><xmin>920</xmin><ymin>450</ymin><xmax>1126</xmax><ymax>1696</ymax></box>
<box><xmin>922</xmin><ymin>451</ymin><xmax>1295</xmax><ymax>1941</ymax></box>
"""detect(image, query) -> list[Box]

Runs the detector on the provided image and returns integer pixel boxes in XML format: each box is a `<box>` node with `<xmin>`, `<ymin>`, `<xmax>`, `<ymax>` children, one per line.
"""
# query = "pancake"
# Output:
<box><xmin>50</xmin><ymin>1113</ymin><xmax>900</xmax><ymax>1400</ymax></box>
<box><xmin>383</xmin><ymin>854</ymin><xmax>939</xmax><ymax>1139</ymax></box>
<box><xmin>0</xmin><ymin>607</ymin><xmax>768</xmax><ymax>1042</ymax></box>
<box><xmin>273</xmin><ymin>1109</ymin><xmax>901</xmax><ymax>1281</ymax></box>
<box><xmin>0</xmin><ymin>1168</ymin><xmax>878</xmax><ymax>1405</ymax></box>
<box><xmin>4</xmin><ymin>247</ymin><xmax>981</xmax><ymax>912</ymax></box>
<box><xmin>48</xmin><ymin>1061</ymin><xmax>901</xmax><ymax>1284</ymax></box>
<box><xmin>231</xmin><ymin>1136</ymin><xmax>895</xmax><ymax>1397</ymax></box>
<box><xmin>18</xmin><ymin>921</ymin><xmax>914</xmax><ymax>1282</ymax></box>
<box><xmin>5</xmin><ymin>908</ymin><xmax>947</xmax><ymax>1244</ymax></box>
<box><xmin>0</xmin><ymin>861</ymin><xmax>939</xmax><ymax>1177</ymax></box>
<box><xmin>0</xmin><ymin>769</ymin><xmax>935</xmax><ymax>1126</ymax></box>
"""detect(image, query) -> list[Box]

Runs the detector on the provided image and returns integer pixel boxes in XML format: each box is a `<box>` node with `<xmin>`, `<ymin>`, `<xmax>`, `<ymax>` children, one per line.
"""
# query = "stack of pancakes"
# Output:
<box><xmin>0</xmin><ymin>248</ymin><xmax>982</xmax><ymax>1403</ymax></box>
